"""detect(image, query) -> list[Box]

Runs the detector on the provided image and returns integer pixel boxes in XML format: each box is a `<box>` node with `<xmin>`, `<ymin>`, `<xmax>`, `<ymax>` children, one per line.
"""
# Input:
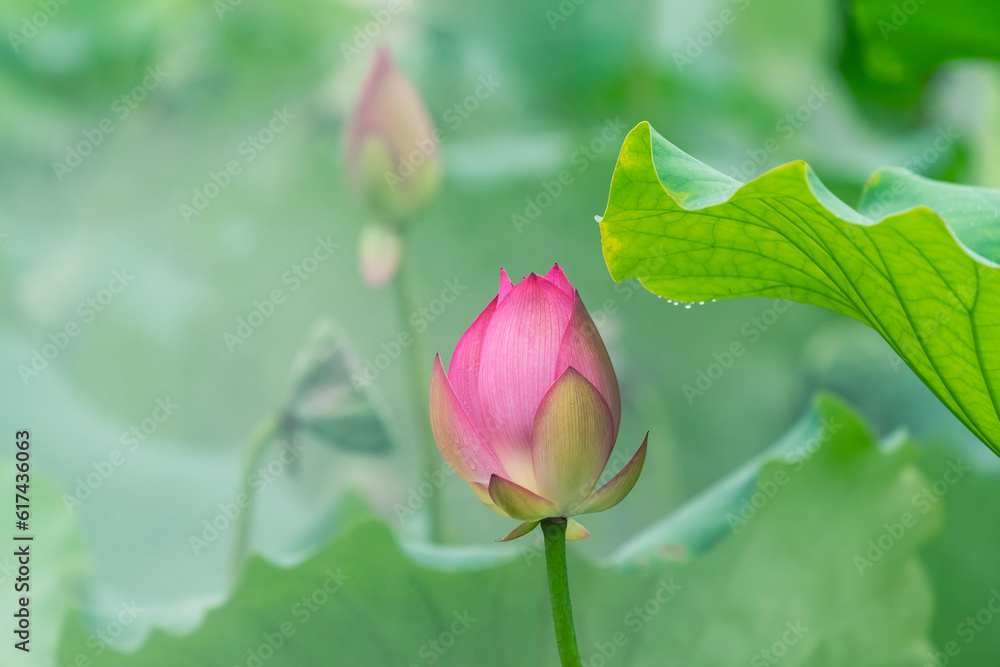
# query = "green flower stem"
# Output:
<box><xmin>391</xmin><ymin>232</ymin><xmax>445</xmax><ymax>542</ymax></box>
<box><xmin>230</xmin><ymin>415</ymin><xmax>281</xmax><ymax>582</ymax></box>
<box><xmin>542</xmin><ymin>518</ymin><xmax>583</xmax><ymax>667</ymax></box>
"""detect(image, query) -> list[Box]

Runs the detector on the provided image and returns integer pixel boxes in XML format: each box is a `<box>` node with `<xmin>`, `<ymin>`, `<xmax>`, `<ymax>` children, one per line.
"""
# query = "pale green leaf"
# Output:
<box><xmin>57</xmin><ymin>397</ymin><xmax>938</xmax><ymax>666</ymax></box>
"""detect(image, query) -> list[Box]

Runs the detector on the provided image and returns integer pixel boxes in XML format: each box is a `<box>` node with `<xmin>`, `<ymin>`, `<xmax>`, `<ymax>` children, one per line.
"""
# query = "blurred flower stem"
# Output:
<box><xmin>230</xmin><ymin>415</ymin><xmax>281</xmax><ymax>582</ymax></box>
<box><xmin>392</xmin><ymin>231</ymin><xmax>445</xmax><ymax>542</ymax></box>
<box><xmin>543</xmin><ymin>518</ymin><xmax>582</xmax><ymax>667</ymax></box>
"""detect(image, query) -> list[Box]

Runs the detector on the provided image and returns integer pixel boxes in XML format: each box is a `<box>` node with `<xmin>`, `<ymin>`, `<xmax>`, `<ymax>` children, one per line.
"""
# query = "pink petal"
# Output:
<box><xmin>530</xmin><ymin>368</ymin><xmax>616</xmax><ymax>512</ymax></box>
<box><xmin>543</xmin><ymin>264</ymin><xmax>574</xmax><ymax>298</ymax></box>
<box><xmin>488</xmin><ymin>474</ymin><xmax>560</xmax><ymax>521</ymax></box>
<box><xmin>496</xmin><ymin>520</ymin><xmax>541</xmax><ymax>542</ymax></box>
<box><xmin>498</xmin><ymin>268</ymin><xmax>514</xmax><ymax>303</ymax></box>
<box><xmin>556</xmin><ymin>291</ymin><xmax>622</xmax><ymax>431</ymax></box>
<box><xmin>565</xmin><ymin>518</ymin><xmax>590</xmax><ymax>541</ymax></box>
<box><xmin>343</xmin><ymin>49</ymin><xmax>393</xmax><ymax>161</ymax></box>
<box><xmin>478</xmin><ymin>275</ymin><xmax>574</xmax><ymax>487</ymax></box>
<box><xmin>344</xmin><ymin>48</ymin><xmax>436</xmax><ymax>172</ymax></box>
<box><xmin>429</xmin><ymin>355</ymin><xmax>505</xmax><ymax>484</ymax></box>
<box><xmin>571</xmin><ymin>434</ymin><xmax>647</xmax><ymax>516</ymax></box>
<box><xmin>448</xmin><ymin>297</ymin><xmax>497</xmax><ymax>431</ymax></box>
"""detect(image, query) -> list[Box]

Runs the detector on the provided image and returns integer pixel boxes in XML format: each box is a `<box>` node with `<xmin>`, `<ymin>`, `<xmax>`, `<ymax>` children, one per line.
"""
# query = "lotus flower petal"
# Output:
<box><xmin>430</xmin><ymin>264</ymin><xmax>647</xmax><ymax>538</ymax></box>
<box><xmin>479</xmin><ymin>274</ymin><xmax>574</xmax><ymax>487</ymax></box>
<box><xmin>496</xmin><ymin>520</ymin><xmax>540</xmax><ymax>542</ymax></box>
<box><xmin>488</xmin><ymin>474</ymin><xmax>560</xmax><ymax>521</ymax></box>
<box><xmin>530</xmin><ymin>368</ymin><xmax>615</xmax><ymax>511</ymax></box>
<box><xmin>565</xmin><ymin>518</ymin><xmax>590</xmax><ymax>541</ymax></box>
<box><xmin>430</xmin><ymin>355</ymin><xmax>505</xmax><ymax>483</ymax></box>
<box><xmin>543</xmin><ymin>263</ymin><xmax>574</xmax><ymax>298</ymax></box>
<box><xmin>448</xmin><ymin>297</ymin><xmax>497</xmax><ymax>430</ymax></box>
<box><xmin>343</xmin><ymin>49</ymin><xmax>440</xmax><ymax>223</ymax></box>
<box><xmin>498</xmin><ymin>268</ymin><xmax>514</xmax><ymax>303</ymax></box>
<box><xmin>572</xmin><ymin>434</ymin><xmax>648</xmax><ymax>515</ymax></box>
<box><xmin>556</xmin><ymin>292</ymin><xmax>622</xmax><ymax>430</ymax></box>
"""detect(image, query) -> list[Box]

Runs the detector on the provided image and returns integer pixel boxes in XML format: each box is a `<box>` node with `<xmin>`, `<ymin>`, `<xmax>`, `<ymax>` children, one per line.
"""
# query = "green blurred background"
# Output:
<box><xmin>3</xmin><ymin>0</ymin><xmax>1000</xmax><ymax>664</ymax></box>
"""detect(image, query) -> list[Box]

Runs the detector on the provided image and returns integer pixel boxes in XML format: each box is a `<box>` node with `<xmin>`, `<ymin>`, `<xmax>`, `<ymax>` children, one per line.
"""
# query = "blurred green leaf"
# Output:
<box><xmin>840</xmin><ymin>0</ymin><xmax>1000</xmax><ymax>107</ymax></box>
<box><xmin>57</xmin><ymin>396</ymin><xmax>939</xmax><ymax>666</ymax></box>
<box><xmin>286</xmin><ymin>318</ymin><xmax>394</xmax><ymax>454</ymax></box>
<box><xmin>916</xmin><ymin>441</ymin><xmax>1000</xmax><ymax>667</ymax></box>
<box><xmin>611</xmin><ymin>393</ymin><xmax>865</xmax><ymax>564</ymax></box>
<box><xmin>600</xmin><ymin>121</ymin><xmax>1000</xmax><ymax>456</ymax></box>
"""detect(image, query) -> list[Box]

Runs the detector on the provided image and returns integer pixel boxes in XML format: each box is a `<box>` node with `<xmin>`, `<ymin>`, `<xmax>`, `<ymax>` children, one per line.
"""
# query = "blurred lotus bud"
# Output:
<box><xmin>358</xmin><ymin>222</ymin><xmax>403</xmax><ymax>287</ymax></box>
<box><xmin>430</xmin><ymin>264</ymin><xmax>647</xmax><ymax>542</ymax></box>
<box><xmin>286</xmin><ymin>319</ymin><xmax>393</xmax><ymax>454</ymax></box>
<box><xmin>343</xmin><ymin>48</ymin><xmax>441</xmax><ymax>225</ymax></box>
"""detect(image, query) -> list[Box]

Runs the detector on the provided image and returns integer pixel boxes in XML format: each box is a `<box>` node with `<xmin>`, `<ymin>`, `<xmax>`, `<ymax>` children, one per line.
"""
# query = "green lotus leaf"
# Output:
<box><xmin>56</xmin><ymin>397</ymin><xmax>938</xmax><ymax>666</ymax></box>
<box><xmin>599</xmin><ymin>121</ymin><xmax>1000</xmax><ymax>457</ymax></box>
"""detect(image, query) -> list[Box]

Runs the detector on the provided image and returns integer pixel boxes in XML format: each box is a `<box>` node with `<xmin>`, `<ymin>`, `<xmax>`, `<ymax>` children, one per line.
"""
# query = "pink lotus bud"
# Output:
<box><xmin>430</xmin><ymin>264</ymin><xmax>647</xmax><ymax>542</ymax></box>
<box><xmin>343</xmin><ymin>48</ymin><xmax>441</xmax><ymax>224</ymax></box>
